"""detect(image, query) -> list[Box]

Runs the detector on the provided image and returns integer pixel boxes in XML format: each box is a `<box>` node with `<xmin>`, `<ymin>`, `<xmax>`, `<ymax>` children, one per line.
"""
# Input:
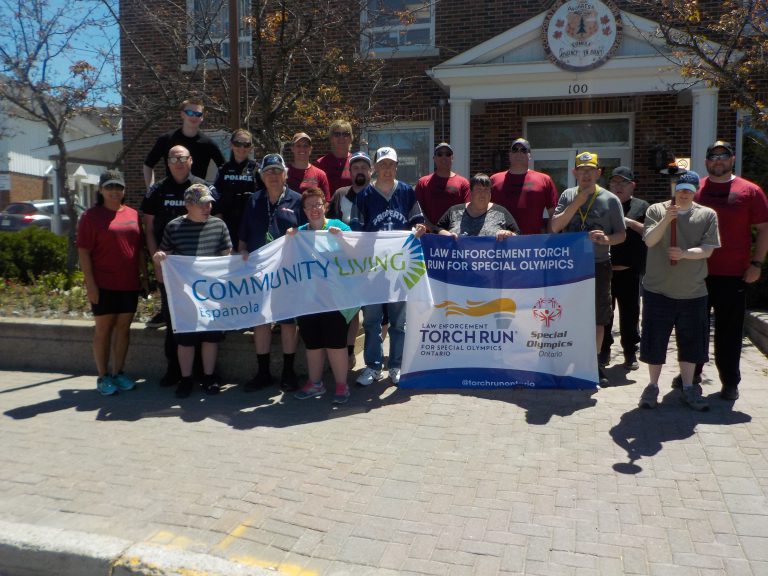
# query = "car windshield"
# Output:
<box><xmin>4</xmin><ymin>203</ymin><xmax>37</xmax><ymax>215</ymax></box>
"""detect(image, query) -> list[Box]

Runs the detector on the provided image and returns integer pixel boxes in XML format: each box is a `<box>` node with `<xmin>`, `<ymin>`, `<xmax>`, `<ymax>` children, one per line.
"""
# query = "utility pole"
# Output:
<box><xmin>228</xmin><ymin>0</ymin><xmax>241</xmax><ymax>131</ymax></box>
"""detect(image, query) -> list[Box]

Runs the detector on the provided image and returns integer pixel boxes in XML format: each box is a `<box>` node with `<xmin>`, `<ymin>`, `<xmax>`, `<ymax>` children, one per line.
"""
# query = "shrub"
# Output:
<box><xmin>0</xmin><ymin>227</ymin><xmax>68</xmax><ymax>283</ymax></box>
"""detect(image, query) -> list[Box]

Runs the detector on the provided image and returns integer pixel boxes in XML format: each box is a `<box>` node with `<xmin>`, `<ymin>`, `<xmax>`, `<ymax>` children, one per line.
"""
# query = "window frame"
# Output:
<box><xmin>362</xmin><ymin>121</ymin><xmax>435</xmax><ymax>186</ymax></box>
<box><xmin>185</xmin><ymin>0</ymin><xmax>252</xmax><ymax>69</ymax></box>
<box><xmin>360</xmin><ymin>0</ymin><xmax>439</xmax><ymax>59</ymax></box>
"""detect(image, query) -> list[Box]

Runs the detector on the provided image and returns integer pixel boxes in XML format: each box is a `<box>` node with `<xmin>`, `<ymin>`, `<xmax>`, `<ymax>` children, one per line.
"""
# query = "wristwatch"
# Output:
<box><xmin>750</xmin><ymin>260</ymin><xmax>764</xmax><ymax>269</ymax></box>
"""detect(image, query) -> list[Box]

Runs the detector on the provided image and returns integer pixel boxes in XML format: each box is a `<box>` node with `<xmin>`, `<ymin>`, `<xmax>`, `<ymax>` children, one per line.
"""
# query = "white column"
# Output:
<box><xmin>449</xmin><ymin>98</ymin><xmax>472</xmax><ymax>178</ymax></box>
<box><xmin>691</xmin><ymin>87</ymin><xmax>718</xmax><ymax>176</ymax></box>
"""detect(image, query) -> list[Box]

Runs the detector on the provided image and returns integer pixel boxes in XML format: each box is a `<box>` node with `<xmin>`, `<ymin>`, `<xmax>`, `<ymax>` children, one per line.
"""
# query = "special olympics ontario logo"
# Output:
<box><xmin>532</xmin><ymin>297</ymin><xmax>562</xmax><ymax>327</ymax></box>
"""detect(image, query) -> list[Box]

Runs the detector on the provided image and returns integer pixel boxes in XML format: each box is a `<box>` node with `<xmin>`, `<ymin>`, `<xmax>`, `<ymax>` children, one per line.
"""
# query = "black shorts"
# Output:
<box><xmin>640</xmin><ymin>290</ymin><xmax>708</xmax><ymax>365</ymax></box>
<box><xmin>175</xmin><ymin>330</ymin><xmax>225</xmax><ymax>346</ymax></box>
<box><xmin>297</xmin><ymin>311</ymin><xmax>348</xmax><ymax>350</ymax></box>
<box><xmin>91</xmin><ymin>288</ymin><xmax>139</xmax><ymax>316</ymax></box>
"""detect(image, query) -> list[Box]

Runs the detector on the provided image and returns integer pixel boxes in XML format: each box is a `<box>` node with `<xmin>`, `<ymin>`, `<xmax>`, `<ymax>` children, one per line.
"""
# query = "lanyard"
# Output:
<box><xmin>577</xmin><ymin>189</ymin><xmax>600</xmax><ymax>231</ymax></box>
<box><xmin>265</xmin><ymin>189</ymin><xmax>286</xmax><ymax>243</ymax></box>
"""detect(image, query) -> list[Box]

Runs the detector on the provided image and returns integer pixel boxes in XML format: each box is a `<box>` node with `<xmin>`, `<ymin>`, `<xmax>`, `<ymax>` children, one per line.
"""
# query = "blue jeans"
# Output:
<box><xmin>362</xmin><ymin>301</ymin><xmax>406</xmax><ymax>371</ymax></box>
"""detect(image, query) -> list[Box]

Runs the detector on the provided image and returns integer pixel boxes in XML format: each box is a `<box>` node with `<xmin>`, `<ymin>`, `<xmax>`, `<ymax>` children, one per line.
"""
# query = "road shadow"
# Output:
<box><xmin>609</xmin><ymin>389</ymin><xmax>751</xmax><ymax>474</ymax></box>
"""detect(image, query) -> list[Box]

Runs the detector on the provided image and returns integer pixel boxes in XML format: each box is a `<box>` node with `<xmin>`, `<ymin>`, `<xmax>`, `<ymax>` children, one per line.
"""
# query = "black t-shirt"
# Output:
<box><xmin>140</xmin><ymin>175</ymin><xmax>209</xmax><ymax>242</ymax></box>
<box><xmin>611</xmin><ymin>196</ymin><xmax>649</xmax><ymax>273</ymax></box>
<box><xmin>144</xmin><ymin>128</ymin><xmax>226</xmax><ymax>180</ymax></box>
<box><xmin>213</xmin><ymin>159</ymin><xmax>263</xmax><ymax>246</ymax></box>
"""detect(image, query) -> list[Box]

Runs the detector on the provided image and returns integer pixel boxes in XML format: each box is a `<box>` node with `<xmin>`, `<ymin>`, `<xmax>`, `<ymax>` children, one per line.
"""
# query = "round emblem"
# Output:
<box><xmin>542</xmin><ymin>0</ymin><xmax>622</xmax><ymax>72</ymax></box>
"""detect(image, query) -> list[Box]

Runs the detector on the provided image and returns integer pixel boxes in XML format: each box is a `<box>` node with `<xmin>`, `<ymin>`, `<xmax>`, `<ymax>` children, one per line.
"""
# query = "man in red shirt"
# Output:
<box><xmin>287</xmin><ymin>132</ymin><xmax>331</xmax><ymax>200</ymax></box>
<box><xmin>491</xmin><ymin>137</ymin><xmax>558</xmax><ymax>234</ymax></box>
<box><xmin>314</xmin><ymin>120</ymin><xmax>353</xmax><ymax>194</ymax></box>
<box><xmin>415</xmin><ymin>142</ymin><xmax>470</xmax><ymax>231</ymax></box>
<box><xmin>681</xmin><ymin>140</ymin><xmax>768</xmax><ymax>400</ymax></box>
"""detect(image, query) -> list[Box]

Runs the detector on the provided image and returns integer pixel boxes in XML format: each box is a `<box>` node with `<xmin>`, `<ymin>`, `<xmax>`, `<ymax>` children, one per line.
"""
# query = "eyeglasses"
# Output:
<box><xmin>232</xmin><ymin>140</ymin><xmax>252</xmax><ymax>148</ymax></box>
<box><xmin>435</xmin><ymin>152</ymin><xmax>453</xmax><ymax>157</ymax></box>
<box><xmin>305</xmin><ymin>203</ymin><xmax>325</xmax><ymax>210</ymax></box>
<box><xmin>168</xmin><ymin>156</ymin><xmax>190</xmax><ymax>164</ymax></box>
<box><xmin>707</xmin><ymin>153</ymin><xmax>732</xmax><ymax>161</ymax></box>
<box><xmin>332</xmin><ymin>131</ymin><xmax>351</xmax><ymax>137</ymax></box>
<box><xmin>183</xmin><ymin>109</ymin><xmax>204</xmax><ymax>118</ymax></box>
<box><xmin>511</xmin><ymin>147</ymin><xmax>529</xmax><ymax>153</ymax></box>
<box><xmin>102</xmin><ymin>184</ymin><xmax>125</xmax><ymax>190</ymax></box>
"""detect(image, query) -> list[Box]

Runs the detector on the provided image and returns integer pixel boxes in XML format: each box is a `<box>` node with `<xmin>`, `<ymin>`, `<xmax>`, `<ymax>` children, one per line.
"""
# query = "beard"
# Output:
<box><xmin>707</xmin><ymin>164</ymin><xmax>731</xmax><ymax>177</ymax></box>
<box><xmin>354</xmin><ymin>174</ymin><xmax>368</xmax><ymax>186</ymax></box>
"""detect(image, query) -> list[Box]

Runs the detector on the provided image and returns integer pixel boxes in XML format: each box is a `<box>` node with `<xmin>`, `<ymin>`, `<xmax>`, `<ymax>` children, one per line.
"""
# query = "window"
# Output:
<box><xmin>362</xmin><ymin>0</ymin><xmax>436</xmax><ymax>57</ymax></box>
<box><xmin>364</xmin><ymin>122</ymin><xmax>433</xmax><ymax>186</ymax></box>
<box><xmin>187</xmin><ymin>0</ymin><xmax>251</xmax><ymax>67</ymax></box>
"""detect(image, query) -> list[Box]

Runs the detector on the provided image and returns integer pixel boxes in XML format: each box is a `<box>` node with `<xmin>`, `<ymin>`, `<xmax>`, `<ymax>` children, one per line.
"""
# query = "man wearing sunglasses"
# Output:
<box><xmin>415</xmin><ymin>143</ymin><xmax>470</xmax><ymax>232</ymax></box>
<box><xmin>143</xmin><ymin>98</ymin><xmax>225</xmax><ymax>191</ymax></box>
<box><xmin>314</xmin><ymin>120</ymin><xmax>354</xmax><ymax>193</ymax></box>
<box><xmin>490</xmin><ymin>137</ymin><xmax>559</xmax><ymax>235</ymax></box>
<box><xmin>674</xmin><ymin>140</ymin><xmax>768</xmax><ymax>401</ymax></box>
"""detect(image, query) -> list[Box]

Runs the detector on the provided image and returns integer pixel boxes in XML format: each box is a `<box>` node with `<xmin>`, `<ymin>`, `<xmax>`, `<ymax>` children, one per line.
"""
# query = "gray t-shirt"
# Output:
<box><xmin>160</xmin><ymin>215</ymin><xmax>232</xmax><ymax>257</ymax></box>
<box><xmin>642</xmin><ymin>201</ymin><xmax>720</xmax><ymax>300</ymax></box>
<box><xmin>554</xmin><ymin>186</ymin><xmax>626</xmax><ymax>262</ymax></box>
<box><xmin>436</xmin><ymin>203</ymin><xmax>520</xmax><ymax>237</ymax></box>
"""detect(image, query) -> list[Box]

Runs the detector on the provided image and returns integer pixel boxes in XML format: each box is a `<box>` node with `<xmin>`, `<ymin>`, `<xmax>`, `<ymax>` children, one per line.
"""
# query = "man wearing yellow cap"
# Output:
<box><xmin>551</xmin><ymin>151</ymin><xmax>626</xmax><ymax>386</ymax></box>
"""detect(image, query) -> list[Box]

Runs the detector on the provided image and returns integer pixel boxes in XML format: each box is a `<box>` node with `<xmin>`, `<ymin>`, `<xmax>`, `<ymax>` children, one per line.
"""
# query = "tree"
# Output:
<box><xmin>0</xmin><ymin>0</ymin><xmax>118</xmax><ymax>273</ymax></box>
<box><xmin>639</xmin><ymin>0</ymin><xmax>768</xmax><ymax>131</ymax></box>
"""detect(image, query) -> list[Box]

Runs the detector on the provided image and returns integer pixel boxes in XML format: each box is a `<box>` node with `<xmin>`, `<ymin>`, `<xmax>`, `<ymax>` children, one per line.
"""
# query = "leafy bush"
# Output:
<box><xmin>0</xmin><ymin>227</ymin><xmax>67</xmax><ymax>283</ymax></box>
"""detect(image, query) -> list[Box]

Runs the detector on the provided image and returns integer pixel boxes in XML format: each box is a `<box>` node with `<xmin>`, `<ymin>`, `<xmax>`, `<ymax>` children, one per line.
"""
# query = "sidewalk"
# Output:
<box><xmin>1</xmin><ymin>334</ymin><xmax>767</xmax><ymax>575</ymax></box>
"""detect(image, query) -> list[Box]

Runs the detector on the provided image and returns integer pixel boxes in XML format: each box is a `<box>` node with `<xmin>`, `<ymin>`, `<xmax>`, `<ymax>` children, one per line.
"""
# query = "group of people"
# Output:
<box><xmin>76</xmin><ymin>97</ymin><xmax>768</xmax><ymax>411</ymax></box>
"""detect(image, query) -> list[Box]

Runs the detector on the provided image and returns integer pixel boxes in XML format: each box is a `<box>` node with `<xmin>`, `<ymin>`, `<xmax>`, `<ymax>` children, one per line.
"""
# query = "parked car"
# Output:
<box><xmin>0</xmin><ymin>199</ymin><xmax>85</xmax><ymax>236</ymax></box>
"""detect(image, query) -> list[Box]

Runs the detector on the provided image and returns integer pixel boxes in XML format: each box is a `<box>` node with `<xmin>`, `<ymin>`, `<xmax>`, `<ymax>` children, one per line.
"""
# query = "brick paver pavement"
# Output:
<box><xmin>1</xmin><ymin>336</ymin><xmax>767</xmax><ymax>575</ymax></box>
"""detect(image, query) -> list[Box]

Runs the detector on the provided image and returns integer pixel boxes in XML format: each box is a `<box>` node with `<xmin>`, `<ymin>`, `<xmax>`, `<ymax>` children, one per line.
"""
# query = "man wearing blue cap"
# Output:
<box><xmin>638</xmin><ymin>171</ymin><xmax>720</xmax><ymax>411</ymax></box>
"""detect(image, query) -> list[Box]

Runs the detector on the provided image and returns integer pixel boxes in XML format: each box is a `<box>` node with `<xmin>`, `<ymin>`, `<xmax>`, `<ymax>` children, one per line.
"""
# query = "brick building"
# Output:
<box><xmin>120</xmin><ymin>0</ymin><xmax>753</xmax><ymax>206</ymax></box>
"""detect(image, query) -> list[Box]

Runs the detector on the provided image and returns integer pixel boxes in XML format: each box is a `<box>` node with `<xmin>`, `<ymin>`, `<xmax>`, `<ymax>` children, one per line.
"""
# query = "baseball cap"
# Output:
<box><xmin>434</xmin><ymin>142</ymin><xmax>453</xmax><ymax>155</ymax></box>
<box><xmin>184</xmin><ymin>183</ymin><xmax>214</xmax><ymax>204</ymax></box>
<box><xmin>675</xmin><ymin>170</ymin><xmax>700</xmax><ymax>192</ymax></box>
<box><xmin>375</xmin><ymin>147</ymin><xmax>398</xmax><ymax>163</ymax></box>
<box><xmin>611</xmin><ymin>166</ymin><xmax>635</xmax><ymax>182</ymax></box>
<box><xmin>706</xmin><ymin>140</ymin><xmax>734</xmax><ymax>156</ymax></box>
<box><xmin>510</xmin><ymin>138</ymin><xmax>530</xmax><ymax>151</ymax></box>
<box><xmin>292</xmin><ymin>132</ymin><xmax>311</xmax><ymax>144</ymax></box>
<box><xmin>260</xmin><ymin>153</ymin><xmax>287</xmax><ymax>173</ymax></box>
<box><xmin>575</xmin><ymin>151</ymin><xmax>599</xmax><ymax>168</ymax></box>
<box><xmin>349</xmin><ymin>151</ymin><xmax>372</xmax><ymax>167</ymax></box>
<box><xmin>99</xmin><ymin>169</ymin><xmax>125</xmax><ymax>188</ymax></box>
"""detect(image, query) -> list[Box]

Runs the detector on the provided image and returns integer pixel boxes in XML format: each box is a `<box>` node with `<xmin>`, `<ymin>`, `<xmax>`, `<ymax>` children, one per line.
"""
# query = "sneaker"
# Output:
<box><xmin>671</xmin><ymin>374</ymin><xmax>702</xmax><ymax>389</ymax></box>
<box><xmin>720</xmin><ymin>385</ymin><xmax>740</xmax><ymax>401</ymax></box>
<box><xmin>112</xmin><ymin>372</ymin><xmax>136</xmax><ymax>391</ymax></box>
<box><xmin>389</xmin><ymin>368</ymin><xmax>401</xmax><ymax>384</ymax></box>
<box><xmin>244</xmin><ymin>372</ymin><xmax>273</xmax><ymax>392</ymax></box>
<box><xmin>623</xmin><ymin>354</ymin><xmax>639</xmax><ymax>371</ymax></box>
<box><xmin>294</xmin><ymin>380</ymin><xmax>326</xmax><ymax>400</ymax></box>
<box><xmin>598</xmin><ymin>366</ymin><xmax>609</xmax><ymax>388</ymax></box>
<box><xmin>201</xmin><ymin>374</ymin><xmax>220</xmax><ymax>395</ymax></box>
<box><xmin>356</xmin><ymin>367</ymin><xmax>383</xmax><ymax>386</ymax></box>
<box><xmin>332</xmin><ymin>383</ymin><xmax>350</xmax><ymax>404</ymax></box>
<box><xmin>97</xmin><ymin>375</ymin><xmax>118</xmax><ymax>396</ymax></box>
<box><xmin>145</xmin><ymin>312</ymin><xmax>165</xmax><ymax>329</ymax></box>
<box><xmin>680</xmin><ymin>386</ymin><xmax>709</xmax><ymax>411</ymax></box>
<box><xmin>638</xmin><ymin>384</ymin><xmax>659</xmax><ymax>409</ymax></box>
<box><xmin>598</xmin><ymin>351</ymin><xmax>610</xmax><ymax>367</ymax></box>
<box><xmin>280</xmin><ymin>369</ymin><xmax>299</xmax><ymax>392</ymax></box>
<box><xmin>175</xmin><ymin>377</ymin><xmax>194</xmax><ymax>399</ymax></box>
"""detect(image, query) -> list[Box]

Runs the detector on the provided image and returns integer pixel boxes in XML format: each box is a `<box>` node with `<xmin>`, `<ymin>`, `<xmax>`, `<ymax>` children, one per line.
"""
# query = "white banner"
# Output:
<box><xmin>161</xmin><ymin>231</ymin><xmax>431</xmax><ymax>333</ymax></box>
<box><xmin>400</xmin><ymin>233</ymin><xmax>598</xmax><ymax>389</ymax></box>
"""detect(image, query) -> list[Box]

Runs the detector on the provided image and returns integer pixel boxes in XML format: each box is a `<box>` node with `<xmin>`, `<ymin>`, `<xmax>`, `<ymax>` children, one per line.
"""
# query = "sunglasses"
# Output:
<box><xmin>305</xmin><ymin>203</ymin><xmax>326</xmax><ymax>210</ymax></box>
<box><xmin>232</xmin><ymin>140</ymin><xmax>252</xmax><ymax>148</ymax></box>
<box><xmin>332</xmin><ymin>131</ymin><xmax>352</xmax><ymax>137</ymax></box>
<box><xmin>168</xmin><ymin>156</ymin><xmax>190</xmax><ymax>164</ymax></box>
<box><xmin>707</xmin><ymin>153</ymin><xmax>732</xmax><ymax>161</ymax></box>
<box><xmin>511</xmin><ymin>147</ymin><xmax>529</xmax><ymax>153</ymax></box>
<box><xmin>435</xmin><ymin>151</ymin><xmax>453</xmax><ymax>157</ymax></box>
<box><xmin>183</xmin><ymin>109</ymin><xmax>204</xmax><ymax>118</ymax></box>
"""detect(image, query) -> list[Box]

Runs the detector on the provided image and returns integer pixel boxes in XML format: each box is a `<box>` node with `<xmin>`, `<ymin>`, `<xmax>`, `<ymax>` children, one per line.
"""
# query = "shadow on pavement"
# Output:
<box><xmin>609</xmin><ymin>389</ymin><xmax>751</xmax><ymax>475</ymax></box>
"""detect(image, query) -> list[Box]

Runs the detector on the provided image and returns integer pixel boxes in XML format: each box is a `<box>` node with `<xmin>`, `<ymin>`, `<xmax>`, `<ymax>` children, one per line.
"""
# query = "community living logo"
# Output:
<box><xmin>434</xmin><ymin>297</ymin><xmax>517</xmax><ymax>328</ymax></box>
<box><xmin>532</xmin><ymin>297</ymin><xmax>563</xmax><ymax>327</ymax></box>
<box><xmin>401</xmin><ymin>233</ymin><xmax>427</xmax><ymax>289</ymax></box>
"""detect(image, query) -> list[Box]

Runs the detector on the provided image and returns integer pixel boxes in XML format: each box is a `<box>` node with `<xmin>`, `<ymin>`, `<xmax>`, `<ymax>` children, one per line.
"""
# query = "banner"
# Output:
<box><xmin>400</xmin><ymin>233</ymin><xmax>598</xmax><ymax>389</ymax></box>
<box><xmin>161</xmin><ymin>231</ymin><xmax>431</xmax><ymax>333</ymax></box>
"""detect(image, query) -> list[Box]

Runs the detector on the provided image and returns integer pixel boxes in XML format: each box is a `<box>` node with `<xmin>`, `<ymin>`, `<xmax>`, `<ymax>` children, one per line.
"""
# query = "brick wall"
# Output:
<box><xmin>10</xmin><ymin>173</ymin><xmax>47</xmax><ymax>202</ymax></box>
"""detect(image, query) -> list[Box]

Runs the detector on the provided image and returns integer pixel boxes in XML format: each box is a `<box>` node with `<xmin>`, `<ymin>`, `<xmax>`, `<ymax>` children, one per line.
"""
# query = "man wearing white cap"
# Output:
<box><xmin>415</xmin><ymin>143</ymin><xmax>470</xmax><ymax>231</ymax></box>
<box><xmin>352</xmin><ymin>146</ymin><xmax>426</xmax><ymax>386</ymax></box>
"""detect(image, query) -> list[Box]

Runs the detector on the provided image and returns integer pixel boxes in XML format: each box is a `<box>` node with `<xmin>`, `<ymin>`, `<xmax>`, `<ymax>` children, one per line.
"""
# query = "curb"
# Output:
<box><xmin>0</xmin><ymin>521</ymin><xmax>274</xmax><ymax>576</ymax></box>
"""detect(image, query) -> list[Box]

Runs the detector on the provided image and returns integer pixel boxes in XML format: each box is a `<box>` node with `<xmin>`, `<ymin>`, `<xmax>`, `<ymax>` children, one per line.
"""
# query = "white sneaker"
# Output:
<box><xmin>356</xmin><ymin>367</ymin><xmax>383</xmax><ymax>386</ymax></box>
<box><xmin>389</xmin><ymin>368</ymin><xmax>401</xmax><ymax>384</ymax></box>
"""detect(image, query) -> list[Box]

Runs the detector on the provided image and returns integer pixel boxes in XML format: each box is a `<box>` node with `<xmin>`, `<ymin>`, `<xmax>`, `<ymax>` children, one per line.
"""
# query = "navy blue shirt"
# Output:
<box><xmin>238</xmin><ymin>186</ymin><xmax>305</xmax><ymax>252</ymax></box>
<box><xmin>351</xmin><ymin>180</ymin><xmax>424</xmax><ymax>232</ymax></box>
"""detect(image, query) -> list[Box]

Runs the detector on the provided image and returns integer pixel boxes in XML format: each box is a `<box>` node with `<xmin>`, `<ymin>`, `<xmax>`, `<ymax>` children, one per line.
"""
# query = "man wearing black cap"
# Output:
<box><xmin>681</xmin><ymin>140</ymin><xmax>768</xmax><ymax>400</ymax></box>
<box><xmin>415</xmin><ymin>143</ymin><xmax>470</xmax><ymax>231</ymax></box>
<box><xmin>599</xmin><ymin>167</ymin><xmax>649</xmax><ymax>371</ymax></box>
<box><xmin>490</xmin><ymin>137</ymin><xmax>559</xmax><ymax>235</ymax></box>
